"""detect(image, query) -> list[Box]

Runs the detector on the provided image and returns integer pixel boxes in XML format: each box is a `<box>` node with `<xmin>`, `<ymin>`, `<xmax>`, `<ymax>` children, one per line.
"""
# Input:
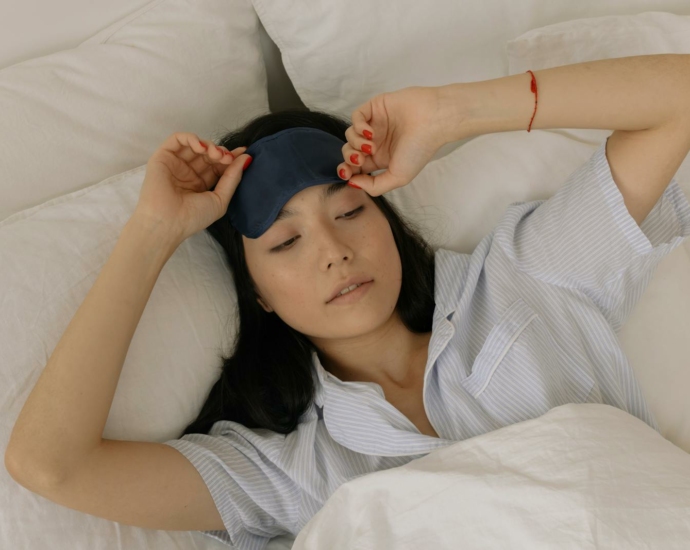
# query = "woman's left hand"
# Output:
<box><xmin>337</xmin><ymin>86</ymin><xmax>449</xmax><ymax>196</ymax></box>
<box><xmin>133</xmin><ymin>132</ymin><xmax>252</xmax><ymax>243</ymax></box>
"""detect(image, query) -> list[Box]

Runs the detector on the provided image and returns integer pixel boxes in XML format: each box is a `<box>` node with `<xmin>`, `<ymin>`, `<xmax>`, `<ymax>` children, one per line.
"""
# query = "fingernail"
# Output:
<box><xmin>350</xmin><ymin>153</ymin><xmax>359</xmax><ymax>164</ymax></box>
<box><xmin>348</xmin><ymin>181</ymin><xmax>361</xmax><ymax>189</ymax></box>
<box><xmin>339</xmin><ymin>168</ymin><xmax>346</xmax><ymax>180</ymax></box>
<box><xmin>243</xmin><ymin>156</ymin><xmax>253</xmax><ymax>170</ymax></box>
<box><xmin>361</xmin><ymin>144</ymin><xmax>372</xmax><ymax>154</ymax></box>
<box><xmin>363</xmin><ymin>130</ymin><xmax>373</xmax><ymax>140</ymax></box>
<box><xmin>199</xmin><ymin>141</ymin><xmax>208</xmax><ymax>149</ymax></box>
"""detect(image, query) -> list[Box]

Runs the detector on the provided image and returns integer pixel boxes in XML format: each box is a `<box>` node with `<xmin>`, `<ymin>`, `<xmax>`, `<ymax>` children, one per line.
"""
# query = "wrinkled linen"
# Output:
<box><xmin>293</xmin><ymin>403</ymin><xmax>690</xmax><ymax>549</ymax></box>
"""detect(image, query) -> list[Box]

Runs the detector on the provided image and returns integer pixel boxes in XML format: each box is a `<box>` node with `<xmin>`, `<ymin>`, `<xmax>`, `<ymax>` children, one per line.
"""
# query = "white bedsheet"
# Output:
<box><xmin>292</xmin><ymin>403</ymin><xmax>690</xmax><ymax>549</ymax></box>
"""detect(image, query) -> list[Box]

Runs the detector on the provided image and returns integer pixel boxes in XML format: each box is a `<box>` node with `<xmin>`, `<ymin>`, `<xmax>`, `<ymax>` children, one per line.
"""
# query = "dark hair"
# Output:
<box><xmin>179</xmin><ymin>108</ymin><xmax>436</xmax><ymax>437</ymax></box>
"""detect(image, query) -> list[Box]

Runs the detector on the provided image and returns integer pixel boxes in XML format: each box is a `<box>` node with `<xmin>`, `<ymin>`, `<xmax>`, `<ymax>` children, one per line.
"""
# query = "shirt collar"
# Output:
<box><xmin>434</xmin><ymin>247</ymin><xmax>467</xmax><ymax>320</ymax></box>
<box><xmin>309</xmin><ymin>317</ymin><xmax>455</xmax><ymax>457</ymax></box>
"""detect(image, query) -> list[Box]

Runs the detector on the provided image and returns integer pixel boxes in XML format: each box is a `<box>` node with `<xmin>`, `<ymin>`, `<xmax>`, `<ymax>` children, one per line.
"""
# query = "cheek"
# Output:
<box><xmin>368</xmin><ymin>219</ymin><xmax>396</xmax><ymax>255</ymax></box>
<box><xmin>265</xmin><ymin>275</ymin><xmax>314</xmax><ymax>309</ymax></box>
<box><xmin>374</xmin><ymin>224</ymin><xmax>403</xmax><ymax>280</ymax></box>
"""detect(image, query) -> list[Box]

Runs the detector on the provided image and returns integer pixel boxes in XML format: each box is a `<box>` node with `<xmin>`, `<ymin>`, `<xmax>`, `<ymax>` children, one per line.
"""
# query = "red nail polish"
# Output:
<box><xmin>350</xmin><ymin>153</ymin><xmax>358</xmax><ymax>164</ymax></box>
<box><xmin>363</xmin><ymin>130</ymin><xmax>373</xmax><ymax>140</ymax></box>
<box><xmin>243</xmin><ymin>156</ymin><xmax>253</xmax><ymax>170</ymax></box>
<box><xmin>199</xmin><ymin>141</ymin><xmax>207</xmax><ymax>149</ymax></box>
<box><xmin>339</xmin><ymin>168</ymin><xmax>346</xmax><ymax>179</ymax></box>
<box><xmin>348</xmin><ymin>181</ymin><xmax>362</xmax><ymax>189</ymax></box>
<box><xmin>361</xmin><ymin>144</ymin><xmax>372</xmax><ymax>154</ymax></box>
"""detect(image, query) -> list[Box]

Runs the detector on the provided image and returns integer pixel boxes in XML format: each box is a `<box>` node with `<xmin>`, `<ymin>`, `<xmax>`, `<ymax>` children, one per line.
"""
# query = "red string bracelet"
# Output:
<box><xmin>526</xmin><ymin>70</ymin><xmax>538</xmax><ymax>132</ymax></box>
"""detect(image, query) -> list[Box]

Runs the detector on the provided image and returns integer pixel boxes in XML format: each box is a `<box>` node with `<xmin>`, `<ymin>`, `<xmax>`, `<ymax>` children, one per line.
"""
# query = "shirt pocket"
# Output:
<box><xmin>460</xmin><ymin>298</ymin><xmax>595</xmax><ymax>427</ymax></box>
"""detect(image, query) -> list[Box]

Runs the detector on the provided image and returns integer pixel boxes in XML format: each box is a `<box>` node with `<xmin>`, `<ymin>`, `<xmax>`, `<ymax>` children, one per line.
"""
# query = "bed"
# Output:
<box><xmin>2</xmin><ymin>1</ymin><xmax>690</xmax><ymax>548</ymax></box>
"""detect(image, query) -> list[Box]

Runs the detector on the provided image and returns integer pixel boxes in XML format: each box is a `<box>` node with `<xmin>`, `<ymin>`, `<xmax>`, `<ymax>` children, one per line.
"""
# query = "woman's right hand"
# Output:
<box><xmin>337</xmin><ymin>86</ymin><xmax>451</xmax><ymax>196</ymax></box>
<box><xmin>133</xmin><ymin>132</ymin><xmax>251</xmax><ymax>244</ymax></box>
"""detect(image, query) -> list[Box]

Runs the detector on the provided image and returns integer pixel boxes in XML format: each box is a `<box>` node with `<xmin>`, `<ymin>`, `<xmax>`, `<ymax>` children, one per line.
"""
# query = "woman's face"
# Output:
<box><xmin>242</xmin><ymin>183</ymin><xmax>402</xmax><ymax>339</ymax></box>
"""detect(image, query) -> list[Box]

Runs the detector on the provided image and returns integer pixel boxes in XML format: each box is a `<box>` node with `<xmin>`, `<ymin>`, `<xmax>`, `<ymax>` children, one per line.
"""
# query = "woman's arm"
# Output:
<box><xmin>438</xmin><ymin>54</ymin><xmax>690</xmax><ymax>142</ymax></box>
<box><xmin>6</xmin><ymin>216</ymin><xmax>181</xmax><ymax>485</ymax></box>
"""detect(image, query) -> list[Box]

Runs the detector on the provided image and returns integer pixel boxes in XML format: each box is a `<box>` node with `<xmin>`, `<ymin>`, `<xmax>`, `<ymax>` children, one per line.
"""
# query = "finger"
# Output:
<box><xmin>197</xmin><ymin>146</ymin><xmax>248</xmax><ymax>189</ymax></box>
<box><xmin>345</xmin><ymin>126</ymin><xmax>375</xmax><ymax>157</ymax></box>
<box><xmin>182</xmin><ymin>132</ymin><xmax>237</xmax><ymax>171</ymax></box>
<box><xmin>210</xmin><ymin>153</ymin><xmax>253</xmax><ymax>213</ymax></box>
<box><xmin>157</xmin><ymin>132</ymin><xmax>206</xmax><ymax>163</ymax></box>
<box><xmin>158</xmin><ymin>131</ymin><xmax>222</xmax><ymax>175</ymax></box>
<box><xmin>155</xmin><ymin>132</ymin><xmax>248</xmax><ymax>191</ymax></box>
<box><xmin>351</xmin><ymin>103</ymin><xmax>375</xmax><ymax>141</ymax></box>
<box><xmin>189</xmin><ymin>140</ymin><xmax>226</xmax><ymax>175</ymax></box>
<box><xmin>336</xmin><ymin>160</ymin><xmax>361</xmax><ymax>181</ymax></box>
<box><xmin>348</xmin><ymin>168</ymin><xmax>404</xmax><ymax>197</ymax></box>
<box><xmin>342</xmin><ymin>143</ymin><xmax>377</xmax><ymax>173</ymax></box>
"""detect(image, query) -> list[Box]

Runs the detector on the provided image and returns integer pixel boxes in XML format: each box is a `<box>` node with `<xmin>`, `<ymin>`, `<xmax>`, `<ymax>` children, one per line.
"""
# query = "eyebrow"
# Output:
<box><xmin>272</xmin><ymin>182</ymin><xmax>350</xmax><ymax>223</ymax></box>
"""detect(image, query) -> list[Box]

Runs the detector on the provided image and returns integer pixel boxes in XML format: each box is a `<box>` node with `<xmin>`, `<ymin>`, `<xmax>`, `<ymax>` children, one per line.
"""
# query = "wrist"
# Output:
<box><xmin>126</xmin><ymin>213</ymin><xmax>182</xmax><ymax>258</ymax></box>
<box><xmin>437</xmin><ymin>74</ymin><xmax>536</xmax><ymax>142</ymax></box>
<box><xmin>435</xmin><ymin>82</ymin><xmax>478</xmax><ymax>143</ymax></box>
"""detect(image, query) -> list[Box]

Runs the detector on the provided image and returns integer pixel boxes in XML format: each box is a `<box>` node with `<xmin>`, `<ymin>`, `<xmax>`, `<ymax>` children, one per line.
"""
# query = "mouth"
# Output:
<box><xmin>327</xmin><ymin>280</ymin><xmax>373</xmax><ymax>305</ymax></box>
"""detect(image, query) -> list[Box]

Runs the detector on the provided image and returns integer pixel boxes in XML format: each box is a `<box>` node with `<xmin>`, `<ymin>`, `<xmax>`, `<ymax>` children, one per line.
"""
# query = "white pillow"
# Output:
<box><xmin>0</xmin><ymin>0</ymin><xmax>269</xmax><ymax>222</ymax></box>
<box><xmin>2</xmin><ymin>127</ymin><xmax>689</xmax><ymax>549</ymax></box>
<box><xmin>505</xmin><ymin>11</ymin><xmax>690</xmax><ymax>447</ymax></box>
<box><xmin>507</xmin><ymin>11</ymin><xmax>690</xmax><ymax>145</ymax></box>
<box><xmin>0</xmin><ymin>166</ymin><xmax>293</xmax><ymax>549</ymax></box>
<box><xmin>249</xmin><ymin>1</ymin><xmax>690</xmax><ymax>128</ymax></box>
<box><xmin>387</xmin><ymin>129</ymin><xmax>690</xmax><ymax>453</ymax></box>
<box><xmin>508</xmin><ymin>11</ymin><xmax>690</xmax><ymax>74</ymax></box>
<box><xmin>292</xmin><ymin>403</ymin><xmax>690</xmax><ymax>549</ymax></box>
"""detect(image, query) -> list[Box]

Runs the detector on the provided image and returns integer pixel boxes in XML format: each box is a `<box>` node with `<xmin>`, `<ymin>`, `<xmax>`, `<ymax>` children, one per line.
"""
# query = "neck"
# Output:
<box><xmin>321</xmin><ymin>330</ymin><xmax>432</xmax><ymax>389</ymax></box>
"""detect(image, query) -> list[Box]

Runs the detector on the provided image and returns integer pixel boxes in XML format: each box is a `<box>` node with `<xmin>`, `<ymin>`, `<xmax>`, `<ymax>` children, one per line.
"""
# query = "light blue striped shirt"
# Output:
<box><xmin>163</xmin><ymin>138</ymin><xmax>690</xmax><ymax>549</ymax></box>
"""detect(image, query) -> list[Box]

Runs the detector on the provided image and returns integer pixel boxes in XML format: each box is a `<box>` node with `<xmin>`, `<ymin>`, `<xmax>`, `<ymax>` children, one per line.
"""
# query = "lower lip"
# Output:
<box><xmin>328</xmin><ymin>281</ymin><xmax>373</xmax><ymax>305</ymax></box>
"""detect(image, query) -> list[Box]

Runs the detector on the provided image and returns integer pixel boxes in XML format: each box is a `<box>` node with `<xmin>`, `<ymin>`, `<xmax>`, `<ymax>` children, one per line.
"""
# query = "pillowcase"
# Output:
<box><xmin>387</xmin><ymin>129</ymin><xmax>690</xmax><ymax>454</ymax></box>
<box><xmin>292</xmin><ymin>403</ymin><xmax>690</xmax><ymax>549</ymax></box>
<box><xmin>507</xmin><ymin>11</ymin><xmax>690</xmax><ymax>75</ymax></box>
<box><xmin>2</xmin><ymin>130</ymin><xmax>688</xmax><ymax>549</ymax></box>
<box><xmin>506</xmin><ymin>11</ymin><xmax>690</xmax><ymax>145</ymax></box>
<box><xmin>505</xmin><ymin>10</ymin><xmax>690</xmax><ymax>447</ymax></box>
<box><xmin>0</xmin><ymin>0</ymin><xmax>269</xmax><ymax>222</ymax></box>
<box><xmin>249</xmin><ymin>0</ymin><xmax>690</xmax><ymax>147</ymax></box>
<box><xmin>0</xmin><ymin>166</ymin><xmax>294</xmax><ymax>549</ymax></box>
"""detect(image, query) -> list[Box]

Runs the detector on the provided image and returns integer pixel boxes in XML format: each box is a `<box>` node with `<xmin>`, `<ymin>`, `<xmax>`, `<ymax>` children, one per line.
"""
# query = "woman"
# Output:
<box><xmin>7</xmin><ymin>54</ymin><xmax>690</xmax><ymax>549</ymax></box>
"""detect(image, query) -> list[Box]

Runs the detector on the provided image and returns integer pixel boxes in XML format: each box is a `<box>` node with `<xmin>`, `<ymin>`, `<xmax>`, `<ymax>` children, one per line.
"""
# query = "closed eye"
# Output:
<box><xmin>270</xmin><ymin>206</ymin><xmax>365</xmax><ymax>252</ymax></box>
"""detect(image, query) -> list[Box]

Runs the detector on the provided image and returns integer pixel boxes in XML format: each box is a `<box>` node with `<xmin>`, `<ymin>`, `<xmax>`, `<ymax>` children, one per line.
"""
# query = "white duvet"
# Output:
<box><xmin>292</xmin><ymin>404</ymin><xmax>690</xmax><ymax>549</ymax></box>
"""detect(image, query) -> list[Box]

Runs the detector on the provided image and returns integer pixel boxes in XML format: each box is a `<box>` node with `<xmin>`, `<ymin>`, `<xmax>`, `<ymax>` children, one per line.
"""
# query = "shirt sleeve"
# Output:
<box><xmin>162</xmin><ymin>422</ymin><xmax>301</xmax><ymax>550</ymax></box>
<box><xmin>492</xmin><ymin>137</ymin><xmax>690</xmax><ymax>333</ymax></box>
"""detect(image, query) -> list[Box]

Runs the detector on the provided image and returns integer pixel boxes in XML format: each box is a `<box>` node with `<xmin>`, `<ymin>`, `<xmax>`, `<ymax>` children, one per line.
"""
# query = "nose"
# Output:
<box><xmin>318</xmin><ymin>225</ymin><xmax>353</xmax><ymax>266</ymax></box>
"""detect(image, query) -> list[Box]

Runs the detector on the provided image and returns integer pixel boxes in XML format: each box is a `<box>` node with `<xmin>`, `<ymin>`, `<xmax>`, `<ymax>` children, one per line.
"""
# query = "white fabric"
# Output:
<box><xmin>507</xmin><ymin>11</ymin><xmax>690</xmax><ymax>167</ymax></box>
<box><xmin>505</xmin><ymin>9</ymin><xmax>690</xmax><ymax>458</ymax></box>
<box><xmin>3</xmin><ymin>6</ymin><xmax>690</xmax><ymax>550</ymax></box>
<box><xmin>0</xmin><ymin>0</ymin><xmax>155</xmax><ymax>69</ymax></box>
<box><xmin>0</xmin><ymin>170</ymin><xmax>295</xmax><ymax>550</ymax></box>
<box><xmin>160</xmin><ymin>135</ymin><xmax>690</xmax><ymax>549</ymax></box>
<box><xmin>249</xmin><ymin>1</ymin><xmax>690</xmax><ymax>137</ymax></box>
<box><xmin>0</xmin><ymin>0</ymin><xmax>269</xmax><ymax>222</ymax></box>
<box><xmin>3</xmin><ymin>129</ymin><xmax>689</xmax><ymax>550</ymax></box>
<box><xmin>292</xmin><ymin>403</ymin><xmax>690</xmax><ymax>549</ymax></box>
<box><xmin>508</xmin><ymin>12</ymin><xmax>690</xmax><ymax>76</ymax></box>
<box><xmin>390</xmin><ymin>129</ymin><xmax>690</xmax><ymax>453</ymax></box>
